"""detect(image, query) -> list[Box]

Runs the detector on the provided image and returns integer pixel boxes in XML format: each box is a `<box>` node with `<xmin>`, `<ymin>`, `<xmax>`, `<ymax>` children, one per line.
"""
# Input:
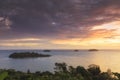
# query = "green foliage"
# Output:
<box><xmin>0</xmin><ymin>63</ymin><xmax>119</xmax><ymax>80</ymax></box>
<box><xmin>0</xmin><ymin>71</ymin><xmax>8</xmax><ymax>80</ymax></box>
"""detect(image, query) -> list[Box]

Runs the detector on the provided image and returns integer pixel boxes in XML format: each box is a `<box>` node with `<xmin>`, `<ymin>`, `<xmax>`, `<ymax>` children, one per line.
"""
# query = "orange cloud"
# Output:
<box><xmin>51</xmin><ymin>21</ymin><xmax>120</xmax><ymax>49</ymax></box>
<box><xmin>87</xmin><ymin>29</ymin><xmax>116</xmax><ymax>39</ymax></box>
<box><xmin>0</xmin><ymin>43</ymin><xmax>40</xmax><ymax>47</ymax></box>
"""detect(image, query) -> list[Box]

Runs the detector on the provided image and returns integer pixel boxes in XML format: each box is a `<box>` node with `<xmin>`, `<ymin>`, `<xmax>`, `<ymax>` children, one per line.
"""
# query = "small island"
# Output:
<box><xmin>88</xmin><ymin>49</ymin><xmax>99</xmax><ymax>51</ymax></box>
<box><xmin>9</xmin><ymin>52</ymin><xmax>51</xmax><ymax>58</ymax></box>
<box><xmin>43</xmin><ymin>50</ymin><xmax>51</xmax><ymax>52</ymax></box>
<box><xmin>74</xmin><ymin>50</ymin><xmax>79</xmax><ymax>52</ymax></box>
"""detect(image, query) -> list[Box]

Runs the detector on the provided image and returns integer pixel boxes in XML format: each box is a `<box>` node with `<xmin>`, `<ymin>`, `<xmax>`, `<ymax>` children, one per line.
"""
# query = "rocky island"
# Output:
<box><xmin>88</xmin><ymin>49</ymin><xmax>99</xmax><ymax>51</ymax></box>
<box><xmin>9</xmin><ymin>52</ymin><xmax>51</xmax><ymax>58</ymax></box>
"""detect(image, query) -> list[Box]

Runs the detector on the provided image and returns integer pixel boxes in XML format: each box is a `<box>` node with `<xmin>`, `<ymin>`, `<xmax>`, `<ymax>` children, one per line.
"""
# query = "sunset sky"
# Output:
<box><xmin>0</xmin><ymin>0</ymin><xmax>120</xmax><ymax>49</ymax></box>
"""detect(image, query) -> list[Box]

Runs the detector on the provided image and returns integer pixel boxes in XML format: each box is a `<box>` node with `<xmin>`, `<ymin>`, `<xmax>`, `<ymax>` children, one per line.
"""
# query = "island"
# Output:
<box><xmin>9</xmin><ymin>52</ymin><xmax>51</xmax><ymax>58</ymax></box>
<box><xmin>88</xmin><ymin>49</ymin><xmax>99</xmax><ymax>51</ymax></box>
<box><xmin>74</xmin><ymin>50</ymin><xmax>79</xmax><ymax>52</ymax></box>
<box><xmin>43</xmin><ymin>50</ymin><xmax>51</xmax><ymax>52</ymax></box>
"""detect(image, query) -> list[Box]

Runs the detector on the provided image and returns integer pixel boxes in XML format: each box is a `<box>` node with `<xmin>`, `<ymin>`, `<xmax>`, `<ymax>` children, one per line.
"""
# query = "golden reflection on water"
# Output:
<box><xmin>55</xmin><ymin>50</ymin><xmax>120</xmax><ymax>72</ymax></box>
<box><xmin>88</xmin><ymin>51</ymin><xmax>120</xmax><ymax>72</ymax></box>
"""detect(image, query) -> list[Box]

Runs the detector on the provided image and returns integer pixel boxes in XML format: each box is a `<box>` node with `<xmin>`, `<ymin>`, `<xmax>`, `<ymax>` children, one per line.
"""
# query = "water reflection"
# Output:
<box><xmin>0</xmin><ymin>50</ymin><xmax>120</xmax><ymax>72</ymax></box>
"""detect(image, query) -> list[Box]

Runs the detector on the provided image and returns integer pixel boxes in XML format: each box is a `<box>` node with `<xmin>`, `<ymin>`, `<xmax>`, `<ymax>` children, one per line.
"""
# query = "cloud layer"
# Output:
<box><xmin>0</xmin><ymin>0</ymin><xmax>120</xmax><ymax>49</ymax></box>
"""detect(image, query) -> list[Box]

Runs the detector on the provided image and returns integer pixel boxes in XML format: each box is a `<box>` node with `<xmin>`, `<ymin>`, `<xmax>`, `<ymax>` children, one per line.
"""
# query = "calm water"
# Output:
<box><xmin>0</xmin><ymin>50</ymin><xmax>120</xmax><ymax>72</ymax></box>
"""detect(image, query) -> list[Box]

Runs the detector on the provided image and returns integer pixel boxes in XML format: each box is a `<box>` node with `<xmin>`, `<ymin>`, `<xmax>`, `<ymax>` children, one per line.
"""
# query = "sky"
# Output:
<box><xmin>0</xmin><ymin>0</ymin><xmax>120</xmax><ymax>49</ymax></box>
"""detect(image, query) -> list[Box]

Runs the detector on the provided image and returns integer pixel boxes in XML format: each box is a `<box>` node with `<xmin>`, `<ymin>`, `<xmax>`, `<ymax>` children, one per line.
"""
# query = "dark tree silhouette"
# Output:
<box><xmin>88</xmin><ymin>64</ymin><xmax>101</xmax><ymax>76</ymax></box>
<box><xmin>54</xmin><ymin>63</ymin><xmax>67</xmax><ymax>73</ymax></box>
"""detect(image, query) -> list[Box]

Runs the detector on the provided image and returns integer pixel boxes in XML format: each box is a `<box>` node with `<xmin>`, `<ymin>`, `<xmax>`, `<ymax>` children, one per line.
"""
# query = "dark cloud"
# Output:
<box><xmin>0</xmin><ymin>0</ymin><xmax>120</xmax><ymax>39</ymax></box>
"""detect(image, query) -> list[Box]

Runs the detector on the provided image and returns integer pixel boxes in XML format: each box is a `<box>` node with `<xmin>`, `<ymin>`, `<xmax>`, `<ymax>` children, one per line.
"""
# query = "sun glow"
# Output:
<box><xmin>50</xmin><ymin>21</ymin><xmax>120</xmax><ymax>49</ymax></box>
<box><xmin>91</xmin><ymin>21</ymin><xmax>120</xmax><ymax>31</ymax></box>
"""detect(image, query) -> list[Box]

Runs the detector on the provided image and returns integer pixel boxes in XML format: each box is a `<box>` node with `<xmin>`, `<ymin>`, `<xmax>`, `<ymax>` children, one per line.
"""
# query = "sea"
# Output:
<box><xmin>0</xmin><ymin>49</ymin><xmax>120</xmax><ymax>73</ymax></box>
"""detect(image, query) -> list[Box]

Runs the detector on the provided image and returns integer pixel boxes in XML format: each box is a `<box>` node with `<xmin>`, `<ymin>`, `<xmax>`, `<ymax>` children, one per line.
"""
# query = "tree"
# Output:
<box><xmin>68</xmin><ymin>66</ymin><xmax>76</xmax><ymax>75</ymax></box>
<box><xmin>88</xmin><ymin>64</ymin><xmax>101</xmax><ymax>76</ymax></box>
<box><xmin>54</xmin><ymin>63</ymin><xmax>67</xmax><ymax>73</ymax></box>
<box><xmin>76</xmin><ymin>66</ymin><xmax>92</xmax><ymax>80</ymax></box>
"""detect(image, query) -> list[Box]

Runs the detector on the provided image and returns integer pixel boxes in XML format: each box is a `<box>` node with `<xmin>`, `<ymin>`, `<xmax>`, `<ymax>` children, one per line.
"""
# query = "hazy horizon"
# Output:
<box><xmin>0</xmin><ymin>49</ymin><xmax>120</xmax><ymax>51</ymax></box>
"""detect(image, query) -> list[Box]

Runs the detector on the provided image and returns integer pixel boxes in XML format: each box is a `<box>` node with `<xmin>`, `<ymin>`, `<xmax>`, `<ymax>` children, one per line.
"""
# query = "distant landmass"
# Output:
<box><xmin>88</xmin><ymin>49</ymin><xmax>99</xmax><ymax>51</ymax></box>
<box><xmin>74</xmin><ymin>50</ymin><xmax>79</xmax><ymax>52</ymax></box>
<box><xmin>9</xmin><ymin>52</ymin><xmax>51</xmax><ymax>58</ymax></box>
<box><xmin>43</xmin><ymin>50</ymin><xmax>51</xmax><ymax>52</ymax></box>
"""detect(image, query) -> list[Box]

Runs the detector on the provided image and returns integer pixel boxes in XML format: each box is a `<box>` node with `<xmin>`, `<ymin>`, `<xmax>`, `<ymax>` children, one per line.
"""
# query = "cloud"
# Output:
<box><xmin>0</xmin><ymin>0</ymin><xmax>120</xmax><ymax>49</ymax></box>
<box><xmin>0</xmin><ymin>17</ymin><xmax>12</xmax><ymax>30</ymax></box>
